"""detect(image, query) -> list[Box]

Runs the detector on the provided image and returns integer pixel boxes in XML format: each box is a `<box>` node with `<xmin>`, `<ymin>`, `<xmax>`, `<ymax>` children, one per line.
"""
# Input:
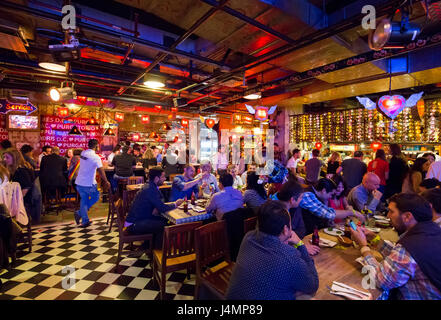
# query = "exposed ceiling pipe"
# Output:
<box><xmin>177</xmin><ymin>0</ymin><xmax>411</xmax><ymax>94</ymax></box>
<box><xmin>201</xmin><ymin>0</ymin><xmax>298</xmax><ymax>45</ymax></box>
<box><xmin>116</xmin><ymin>0</ymin><xmax>228</xmax><ymax>96</ymax></box>
<box><xmin>1</xmin><ymin>1</ymin><xmax>230</xmax><ymax>69</ymax></box>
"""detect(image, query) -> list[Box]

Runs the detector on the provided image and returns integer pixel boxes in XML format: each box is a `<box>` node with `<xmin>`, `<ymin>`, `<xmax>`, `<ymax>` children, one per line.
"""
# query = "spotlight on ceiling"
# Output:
<box><xmin>244</xmin><ymin>92</ymin><xmax>261</xmax><ymax>100</ymax></box>
<box><xmin>38</xmin><ymin>54</ymin><xmax>66</xmax><ymax>72</ymax></box>
<box><xmin>368</xmin><ymin>16</ymin><xmax>421</xmax><ymax>51</ymax></box>
<box><xmin>49</xmin><ymin>84</ymin><xmax>77</xmax><ymax>102</ymax></box>
<box><xmin>143</xmin><ymin>74</ymin><xmax>165</xmax><ymax>88</ymax></box>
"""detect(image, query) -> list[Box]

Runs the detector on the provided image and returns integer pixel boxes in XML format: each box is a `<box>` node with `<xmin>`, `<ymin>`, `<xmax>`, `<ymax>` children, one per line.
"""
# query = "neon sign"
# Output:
<box><xmin>0</xmin><ymin>99</ymin><xmax>37</xmax><ymax>115</ymax></box>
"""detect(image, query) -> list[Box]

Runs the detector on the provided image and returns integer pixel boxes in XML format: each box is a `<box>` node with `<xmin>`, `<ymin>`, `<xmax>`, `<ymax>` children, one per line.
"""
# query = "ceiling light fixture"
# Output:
<box><xmin>68</xmin><ymin>125</ymin><xmax>83</xmax><ymax>135</ymax></box>
<box><xmin>38</xmin><ymin>54</ymin><xmax>66</xmax><ymax>72</ymax></box>
<box><xmin>244</xmin><ymin>92</ymin><xmax>261</xmax><ymax>100</ymax></box>
<box><xmin>86</xmin><ymin>116</ymin><xmax>99</xmax><ymax>126</ymax></box>
<box><xmin>49</xmin><ymin>82</ymin><xmax>75</xmax><ymax>102</ymax></box>
<box><xmin>104</xmin><ymin>127</ymin><xmax>115</xmax><ymax>136</ymax></box>
<box><xmin>143</xmin><ymin>74</ymin><xmax>165</xmax><ymax>88</ymax></box>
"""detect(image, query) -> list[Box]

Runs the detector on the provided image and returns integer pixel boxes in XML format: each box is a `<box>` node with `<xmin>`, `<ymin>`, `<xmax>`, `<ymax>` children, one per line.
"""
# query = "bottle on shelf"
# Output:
<box><xmin>312</xmin><ymin>225</ymin><xmax>320</xmax><ymax>246</ymax></box>
<box><xmin>183</xmin><ymin>196</ymin><xmax>188</xmax><ymax>213</ymax></box>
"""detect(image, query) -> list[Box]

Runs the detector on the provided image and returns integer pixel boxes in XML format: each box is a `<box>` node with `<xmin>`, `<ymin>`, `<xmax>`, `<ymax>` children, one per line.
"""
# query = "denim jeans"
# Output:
<box><xmin>76</xmin><ymin>185</ymin><xmax>100</xmax><ymax>224</ymax></box>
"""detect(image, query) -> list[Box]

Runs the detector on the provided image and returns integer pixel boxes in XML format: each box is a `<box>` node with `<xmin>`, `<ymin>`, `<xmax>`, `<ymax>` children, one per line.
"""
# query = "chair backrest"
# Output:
<box><xmin>161</xmin><ymin>221</ymin><xmax>202</xmax><ymax>263</ymax></box>
<box><xmin>122</xmin><ymin>189</ymin><xmax>138</xmax><ymax>214</ymax></box>
<box><xmin>194</xmin><ymin>221</ymin><xmax>230</xmax><ymax>278</ymax></box>
<box><xmin>128</xmin><ymin>176</ymin><xmax>144</xmax><ymax>185</ymax></box>
<box><xmin>222</xmin><ymin>207</ymin><xmax>253</xmax><ymax>262</ymax></box>
<box><xmin>243</xmin><ymin>216</ymin><xmax>258</xmax><ymax>234</ymax></box>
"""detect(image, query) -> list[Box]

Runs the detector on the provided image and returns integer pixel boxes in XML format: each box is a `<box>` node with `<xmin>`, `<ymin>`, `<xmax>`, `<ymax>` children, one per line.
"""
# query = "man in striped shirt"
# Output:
<box><xmin>351</xmin><ymin>193</ymin><xmax>441</xmax><ymax>300</ymax></box>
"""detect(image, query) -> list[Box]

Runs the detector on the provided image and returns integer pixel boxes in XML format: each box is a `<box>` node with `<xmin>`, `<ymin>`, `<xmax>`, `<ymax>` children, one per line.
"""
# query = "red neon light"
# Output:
<box><xmin>115</xmin><ymin>113</ymin><xmax>124</xmax><ymax>121</ymax></box>
<box><xmin>58</xmin><ymin>107</ymin><xmax>69</xmax><ymax>117</ymax></box>
<box><xmin>181</xmin><ymin>119</ymin><xmax>189</xmax><ymax>127</ymax></box>
<box><xmin>141</xmin><ymin>115</ymin><xmax>150</xmax><ymax>123</ymax></box>
<box><xmin>154</xmin><ymin>105</ymin><xmax>162</xmax><ymax>110</ymax></box>
<box><xmin>315</xmin><ymin>142</ymin><xmax>323</xmax><ymax>150</ymax></box>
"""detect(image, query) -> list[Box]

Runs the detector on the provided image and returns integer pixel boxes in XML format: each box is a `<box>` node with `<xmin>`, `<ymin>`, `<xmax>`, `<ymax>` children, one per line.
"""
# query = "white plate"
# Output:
<box><xmin>323</xmin><ymin>227</ymin><xmax>345</xmax><ymax>237</ymax></box>
<box><xmin>373</xmin><ymin>215</ymin><xmax>389</xmax><ymax>221</ymax></box>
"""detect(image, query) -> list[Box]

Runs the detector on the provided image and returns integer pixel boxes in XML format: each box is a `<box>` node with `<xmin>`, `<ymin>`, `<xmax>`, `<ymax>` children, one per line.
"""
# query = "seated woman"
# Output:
<box><xmin>329</xmin><ymin>174</ymin><xmax>351</xmax><ymax>224</ymax></box>
<box><xmin>2</xmin><ymin>148</ymin><xmax>35</xmax><ymax>222</ymax></box>
<box><xmin>243</xmin><ymin>172</ymin><xmax>267</xmax><ymax>213</ymax></box>
<box><xmin>402</xmin><ymin>158</ymin><xmax>430</xmax><ymax>194</ymax></box>
<box><xmin>227</xmin><ymin>164</ymin><xmax>244</xmax><ymax>190</ymax></box>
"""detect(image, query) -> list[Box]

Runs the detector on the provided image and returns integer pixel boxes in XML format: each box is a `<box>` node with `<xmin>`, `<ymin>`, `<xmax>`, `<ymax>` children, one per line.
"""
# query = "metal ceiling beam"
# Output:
<box><xmin>0</xmin><ymin>1</ymin><xmax>230</xmax><ymax>69</ymax></box>
<box><xmin>116</xmin><ymin>0</ymin><xmax>229</xmax><ymax>96</ymax></box>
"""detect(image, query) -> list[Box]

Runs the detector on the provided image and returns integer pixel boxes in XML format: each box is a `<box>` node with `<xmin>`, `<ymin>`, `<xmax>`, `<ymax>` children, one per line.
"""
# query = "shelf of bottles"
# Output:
<box><xmin>289</xmin><ymin>100</ymin><xmax>441</xmax><ymax>144</ymax></box>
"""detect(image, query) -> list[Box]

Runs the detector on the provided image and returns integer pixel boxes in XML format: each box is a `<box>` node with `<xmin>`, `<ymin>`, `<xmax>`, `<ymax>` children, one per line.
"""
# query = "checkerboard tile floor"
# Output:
<box><xmin>0</xmin><ymin>218</ymin><xmax>196</xmax><ymax>300</ymax></box>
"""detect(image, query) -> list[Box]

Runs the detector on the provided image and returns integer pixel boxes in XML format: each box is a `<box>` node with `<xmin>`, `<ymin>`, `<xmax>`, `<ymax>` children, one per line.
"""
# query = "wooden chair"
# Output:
<box><xmin>122</xmin><ymin>189</ymin><xmax>138</xmax><ymax>215</ymax></box>
<box><xmin>128</xmin><ymin>176</ymin><xmax>144</xmax><ymax>185</ymax></box>
<box><xmin>115</xmin><ymin>200</ymin><xmax>153</xmax><ymax>269</ymax></box>
<box><xmin>194</xmin><ymin>221</ymin><xmax>235</xmax><ymax>300</ymax></box>
<box><xmin>153</xmin><ymin>221</ymin><xmax>202</xmax><ymax>300</ymax></box>
<box><xmin>243</xmin><ymin>216</ymin><xmax>258</xmax><ymax>234</ymax></box>
<box><xmin>16</xmin><ymin>211</ymin><xmax>32</xmax><ymax>253</ymax></box>
<box><xmin>106</xmin><ymin>187</ymin><xmax>119</xmax><ymax>233</ymax></box>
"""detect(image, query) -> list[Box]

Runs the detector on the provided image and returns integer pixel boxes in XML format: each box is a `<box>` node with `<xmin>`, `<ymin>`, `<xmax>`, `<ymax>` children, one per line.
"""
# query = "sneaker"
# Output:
<box><xmin>80</xmin><ymin>221</ymin><xmax>92</xmax><ymax>228</ymax></box>
<box><xmin>74</xmin><ymin>211</ymin><xmax>81</xmax><ymax>225</ymax></box>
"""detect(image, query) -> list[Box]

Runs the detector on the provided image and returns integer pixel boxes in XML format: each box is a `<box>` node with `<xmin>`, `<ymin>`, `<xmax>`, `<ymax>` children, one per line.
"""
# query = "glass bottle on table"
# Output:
<box><xmin>312</xmin><ymin>225</ymin><xmax>320</xmax><ymax>246</ymax></box>
<box><xmin>191</xmin><ymin>192</ymin><xmax>196</xmax><ymax>205</ymax></box>
<box><xmin>183</xmin><ymin>196</ymin><xmax>188</xmax><ymax>213</ymax></box>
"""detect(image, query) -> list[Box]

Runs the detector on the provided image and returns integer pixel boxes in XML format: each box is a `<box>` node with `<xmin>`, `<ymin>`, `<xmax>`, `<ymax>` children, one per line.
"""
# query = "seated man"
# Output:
<box><xmin>277</xmin><ymin>181</ymin><xmax>320</xmax><ymax>256</ymax></box>
<box><xmin>421</xmin><ymin>188</ymin><xmax>441</xmax><ymax>227</ymax></box>
<box><xmin>347</xmin><ymin>172</ymin><xmax>383</xmax><ymax>212</ymax></box>
<box><xmin>195</xmin><ymin>160</ymin><xmax>219</xmax><ymax>197</ymax></box>
<box><xmin>226</xmin><ymin>200</ymin><xmax>319</xmax><ymax>300</ymax></box>
<box><xmin>111</xmin><ymin>146</ymin><xmax>136</xmax><ymax>190</ymax></box>
<box><xmin>351</xmin><ymin>193</ymin><xmax>441</xmax><ymax>300</ymax></box>
<box><xmin>205</xmin><ymin>173</ymin><xmax>244</xmax><ymax>221</ymax></box>
<box><xmin>169</xmin><ymin>165</ymin><xmax>208</xmax><ymax>201</ymax></box>
<box><xmin>241</xmin><ymin>163</ymin><xmax>256</xmax><ymax>185</ymax></box>
<box><xmin>125</xmin><ymin>167</ymin><xmax>183</xmax><ymax>249</ymax></box>
<box><xmin>300</xmin><ymin>178</ymin><xmax>365</xmax><ymax>235</ymax></box>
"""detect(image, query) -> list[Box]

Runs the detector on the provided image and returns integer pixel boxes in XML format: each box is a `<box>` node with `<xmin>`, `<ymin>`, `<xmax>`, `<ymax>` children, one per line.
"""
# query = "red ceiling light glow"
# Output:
<box><xmin>132</xmin><ymin>133</ymin><xmax>140</xmax><ymax>141</ymax></box>
<box><xmin>154</xmin><ymin>105</ymin><xmax>162</xmax><ymax>111</ymax></box>
<box><xmin>141</xmin><ymin>115</ymin><xmax>150</xmax><ymax>124</ymax></box>
<box><xmin>205</xmin><ymin>118</ymin><xmax>215</xmax><ymax>129</ymax></box>
<box><xmin>100</xmin><ymin>98</ymin><xmax>109</xmax><ymax>104</ymax></box>
<box><xmin>171</xmin><ymin>107</ymin><xmax>177</xmax><ymax>112</ymax></box>
<box><xmin>370</xmin><ymin>142</ymin><xmax>382</xmax><ymax>150</ymax></box>
<box><xmin>115</xmin><ymin>113</ymin><xmax>124</xmax><ymax>122</ymax></box>
<box><xmin>77</xmin><ymin>96</ymin><xmax>87</xmax><ymax>103</ymax></box>
<box><xmin>181</xmin><ymin>119</ymin><xmax>189</xmax><ymax>127</ymax></box>
<box><xmin>315</xmin><ymin>142</ymin><xmax>323</xmax><ymax>150</ymax></box>
<box><xmin>58</xmin><ymin>107</ymin><xmax>69</xmax><ymax>117</ymax></box>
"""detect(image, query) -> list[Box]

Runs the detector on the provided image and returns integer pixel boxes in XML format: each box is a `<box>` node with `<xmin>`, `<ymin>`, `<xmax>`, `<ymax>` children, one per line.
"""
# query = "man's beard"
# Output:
<box><xmin>392</xmin><ymin>218</ymin><xmax>407</xmax><ymax>235</ymax></box>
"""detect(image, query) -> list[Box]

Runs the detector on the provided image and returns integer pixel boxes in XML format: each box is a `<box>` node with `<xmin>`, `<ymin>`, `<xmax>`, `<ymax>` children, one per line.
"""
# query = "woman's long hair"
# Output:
<box><xmin>329</xmin><ymin>152</ymin><xmax>341</xmax><ymax>163</ymax></box>
<box><xmin>3</xmin><ymin>148</ymin><xmax>32</xmax><ymax>176</ymax></box>
<box><xmin>143</xmin><ymin>147</ymin><xmax>155</xmax><ymax>159</ymax></box>
<box><xmin>246</xmin><ymin>171</ymin><xmax>267</xmax><ymax>200</ymax></box>
<box><xmin>375</xmin><ymin>149</ymin><xmax>386</xmax><ymax>161</ymax></box>
<box><xmin>408</xmin><ymin>157</ymin><xmax>428</xmax><ymax>187</ymax></box>
<box><xmin>330</xmin><ymin>174</ymin><xmax>348</xmax><ymax>200</ymax></box>
<box><xmin>0</xmin><ymin>163</ymin><xmax>9</xmax><ymax>183</ymax></box>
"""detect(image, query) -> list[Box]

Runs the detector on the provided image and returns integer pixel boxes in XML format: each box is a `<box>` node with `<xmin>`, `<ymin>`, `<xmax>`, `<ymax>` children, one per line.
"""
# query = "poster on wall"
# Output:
<box><xmin>40</xmin><ymin>115</ymin><xmax>117</xmax><ymax>156</ymax></box>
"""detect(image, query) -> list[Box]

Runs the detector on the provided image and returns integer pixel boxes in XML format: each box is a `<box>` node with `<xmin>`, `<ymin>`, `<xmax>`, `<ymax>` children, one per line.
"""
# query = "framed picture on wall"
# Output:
<box><xmin>7</xmin><ymin>113</ymin><xmax>40</xmax><ymax>131</ymax></box>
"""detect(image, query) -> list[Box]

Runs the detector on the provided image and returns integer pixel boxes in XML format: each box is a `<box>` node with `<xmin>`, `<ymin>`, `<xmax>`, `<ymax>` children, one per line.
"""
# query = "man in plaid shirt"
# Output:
<box><xmin>351</xmin><ymin>193</ymin><xmax>441</xmax><ymax>300</ymax></box>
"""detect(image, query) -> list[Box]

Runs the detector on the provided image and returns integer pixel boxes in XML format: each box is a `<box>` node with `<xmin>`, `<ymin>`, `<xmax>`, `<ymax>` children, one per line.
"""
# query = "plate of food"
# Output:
<box><xmin>373</xmin><ymin>215</ymin><xmax>390</xmax><ymax>221</ymax></box>
<box><xmin>375</xmin><ymin>220</ymin><xmax>391</xmax><ymax>228</ymax></box>
<box><xmin>365</xmin><ymin>227</ymin><xmax>381</xmax><ymax>233</ymax></box>
<box><xmin>323</xmin><ymin>227</ymin><xmax>345</xmax><ymax>237</ymax></box>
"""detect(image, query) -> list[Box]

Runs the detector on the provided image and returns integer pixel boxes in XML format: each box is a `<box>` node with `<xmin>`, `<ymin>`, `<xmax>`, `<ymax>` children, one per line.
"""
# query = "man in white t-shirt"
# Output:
<box><xmin>427</xmin><ymin>160</ymin><xmax>441</xmax><ymax>181</ymax></box>
<box><xmin>74</xmin><ymin>139</ymin><xmax>110</xmax><ymax>227</ymax></box>
<box><xmin>286</xmin><ymin>148</ymin><xmax>301</xmax><ymax>175</ymax></box>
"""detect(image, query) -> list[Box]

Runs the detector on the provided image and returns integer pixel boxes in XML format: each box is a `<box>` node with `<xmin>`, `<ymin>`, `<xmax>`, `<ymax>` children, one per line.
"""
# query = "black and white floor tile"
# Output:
<box><xmin>0</xmin><ymin>218</ymin><xmax>195</xmax><ymax>300</ymax></box>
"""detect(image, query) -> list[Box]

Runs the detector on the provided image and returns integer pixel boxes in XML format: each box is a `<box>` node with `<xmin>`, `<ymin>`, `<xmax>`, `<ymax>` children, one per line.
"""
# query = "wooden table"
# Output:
<box><xmin>163</xmin><ymin>204</ymin><xmax>213</xmax><ymax>225</ymax></box>
<box><xmin>125</xmin><ymin>183</ymin><xmax>171</xmax><ymax>191</ymax></box>
<box><xmin>299</xmin><ymin>226</ymin><xmax>398</xmax><ymax>300</ymax></box>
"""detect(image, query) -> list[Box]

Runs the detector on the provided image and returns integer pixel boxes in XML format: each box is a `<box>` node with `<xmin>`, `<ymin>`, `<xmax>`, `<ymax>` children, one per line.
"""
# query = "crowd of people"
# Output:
<box><xmin>1</xmin><ymin>137</ymin><xmax>441</xmax><ymax>300</ymax></box>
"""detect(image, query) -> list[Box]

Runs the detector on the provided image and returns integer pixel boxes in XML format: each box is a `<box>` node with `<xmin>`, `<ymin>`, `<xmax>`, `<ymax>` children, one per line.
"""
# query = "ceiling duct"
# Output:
<box><xmin>0</xmin><ymin>18</ymin><xmax>28</xmax><ymax>53</ymax></box>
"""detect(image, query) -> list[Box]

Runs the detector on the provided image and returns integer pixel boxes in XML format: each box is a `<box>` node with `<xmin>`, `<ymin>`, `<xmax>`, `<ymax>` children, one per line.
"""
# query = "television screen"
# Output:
<box><xmin>8</xmin><ymin>115</ymin><xmax>39</xmax><ymax>130</ymax></box>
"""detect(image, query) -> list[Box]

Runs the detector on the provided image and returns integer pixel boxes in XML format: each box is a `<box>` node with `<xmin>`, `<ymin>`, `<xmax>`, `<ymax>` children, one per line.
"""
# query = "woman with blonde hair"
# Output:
<box><xmin>2</xmin><ymin>148</ymin><xmax>35</xmax><ymax>216</ymax></box>
<box><xmin>142</xmin><ymin>145</ymin><xmax>157</xmax><ymax>169</ymax></box>
<box><xmin>327</xmin><ymin>152</ymin><xmax>341</xmax><ymax>175</ymax></box>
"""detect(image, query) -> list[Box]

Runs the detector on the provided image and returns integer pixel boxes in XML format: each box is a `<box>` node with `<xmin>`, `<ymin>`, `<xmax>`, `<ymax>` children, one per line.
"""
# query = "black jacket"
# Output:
<box><xmin>39</xmin><ymin>154</ymin><xmax>67</xmax><ymax>188</ymax></box>
<box><xmin>112</xmin><ymin>152</ymin><xmax>136</xmax><ymax>177</ymax></box>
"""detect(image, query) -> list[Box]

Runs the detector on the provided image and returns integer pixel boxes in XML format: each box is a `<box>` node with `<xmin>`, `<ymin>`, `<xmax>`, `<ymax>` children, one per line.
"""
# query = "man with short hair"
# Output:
<box><xmin>74</xmin><ymin>139</ymin><xmax>110</xmax><ymax>227</ymax></box>
<box><xmin>426</xmin><ymin>159</ymin><xmax>441</xmax><ymax>181</ymax></box>
<box><xmin>347</xmin><ymin>172</ymin><xmax>383</xmax><ymax>212</ymax></box>
<box><xmin>351</xmin><ymin>193</ymin><xmax>441</xmax><ymax>300</ymax></box>
<box><xmin>20</xmin><ymin>144</ymin><xmax>37</xmax><ymax>169</ymax></box>
<box><xmin>277</xmin><ymin>181</ymin><xmax>320</xmax><ymax>256</ymax></box>
<box><xmin>226</xmin><ymin>200</ymin><xmax>319</xmax><ymax>300</ymax></box>
<box><xmin>337</xmin><ymin>150</ymin><xmax>367</xmax><ymax>190</ymax></box>
<box><xmin>195</xmin><ymin>161</ymin><xmax>219</xmax><ymax>197</ymax></box>
<box><xmin>112</xmin><ymin>146</ymin><xmax>136</xmax><ymax>178</ymax></box>
<box><xmin>38</xmin><ymin>145</ymin><xmax>52</xmax><ymax>167</ymax></box>
<box><xmin>169</xmin><ymin>165</ymin><xmax>208</xmax><ymax>201</ymax></box>
<box><xmin>39</xmin><ymin>146</ymin><xmax>68</xmax><ymax>199</ymax></box>
<box><xmin>241</xmin><ymin>163</ymin><xmax>256</xmax><ymax>185</ymax></box>
<box><xmin>286</xmin><ymin>149</ymin><xmax>301</xmax><ymax>175</ymax></box>
<box><xmin>107</xmin><ymin>144</ymin><xmax>121</xmax><ymax>163</ymax></box>
<box><xmin>125</xmin><ymin>167</ymin><xmax>183</xmax><ymax>249</ymax></box>
<box><xmin>422</xmin><ymin>188</ymin><xmax>441</xmax><ymax>228</ymax></box>
<box><xmin>423</xmin><ymin>152</ymin><xmax>436</xmax><ymax>165</ymax></box>
<box><xmin>206</xmin><ymin>173</ymin><xmax>244</xmax><ymax>220</ymax></box>
<box><xmin>0</xmin><ymin>140</ymin><xmax>12</xmax><ymax>159</ymax></box>
<box><xmin>212</xmin><ymin>145</ymin><xmax>229</xmax><ymax>175</ymax></box>
<box><xmin>300</xmin><ymin>178</ymin><xmax>365</xmax><ymax>235</ymax></box>
<box><xmin>304</xmin><ymin>149</ymin><xmax>323</xmax><ymax>184</ymax></box>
